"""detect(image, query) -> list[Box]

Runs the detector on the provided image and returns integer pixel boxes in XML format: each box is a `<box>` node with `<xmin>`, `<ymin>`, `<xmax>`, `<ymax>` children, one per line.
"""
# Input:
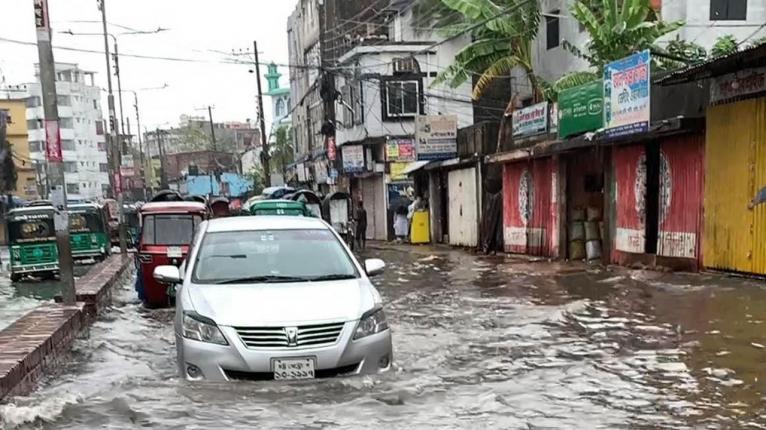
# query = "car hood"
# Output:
<box><xmin>187</xmin><ymin>279</ymin><xmax>377</xmax><ymax>326</ymax></box>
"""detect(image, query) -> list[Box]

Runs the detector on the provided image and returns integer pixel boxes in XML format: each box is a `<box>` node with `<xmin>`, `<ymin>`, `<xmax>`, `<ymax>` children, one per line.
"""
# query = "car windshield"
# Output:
<box><xmin>141</xmin><ymin>214</ymin><xmax>201</xmax><ymax>245</ymax></box>
<box><xmin>192</xmin><ymin>229</ymin><xmax>358</xmax><ymax>284</ymax></box>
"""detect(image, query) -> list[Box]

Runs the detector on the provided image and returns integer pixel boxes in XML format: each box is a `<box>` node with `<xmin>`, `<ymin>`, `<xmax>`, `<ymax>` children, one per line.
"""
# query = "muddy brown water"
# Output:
<box><xmin>1</xmin><ymin>245</ymin><xmax>765</xmax><ymax>429</ymax></box>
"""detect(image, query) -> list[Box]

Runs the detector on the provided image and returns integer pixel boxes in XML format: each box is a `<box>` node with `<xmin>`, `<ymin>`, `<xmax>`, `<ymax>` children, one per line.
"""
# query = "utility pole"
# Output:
<box><xmin>99</xmin><ymin>0</ymin><xmax>127</xmax><ymax>258</ymax></box>
<box><xmin>207</xmin><ymin>105</ymin><xmax>217</xmax><ymax>151</ymax></box>
<box><xmin>156</xmin><ymin>128</ymin><xmax>168</xmax><ymax>189</ymax></box>
<box><xmin>113</xmin><ymin>42</ymin><xmax>126</xmax><ymax>150</ymax></box>
<box><xmin>32</xmin><ymin>0</ymin><xmax>76</xmax><ymax>303</ymax></box>
<box><xmin>253</xmin><ymin>40</ymin><xmax>271</xmax><ymax>187</ymax></box>
<box><xmin>134</xmin><ymin>93</ymin><xmax>146</xmax><ymax>199</ymax></box>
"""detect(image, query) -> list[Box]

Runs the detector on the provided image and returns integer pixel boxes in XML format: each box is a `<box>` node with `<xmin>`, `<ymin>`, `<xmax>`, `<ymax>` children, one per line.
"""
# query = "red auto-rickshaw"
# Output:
<box><xmin>136</xmin><ymin>201</ymin><xmax>209</xmax><ymax>308</ymax></box>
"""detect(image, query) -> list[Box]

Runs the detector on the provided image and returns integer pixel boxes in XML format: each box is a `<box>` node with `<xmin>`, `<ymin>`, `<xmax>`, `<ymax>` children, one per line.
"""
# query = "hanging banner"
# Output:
<box><xmin>558</xmin><ymin>80</ymin><xmax>603</xmax><ymax>139</ymax></box>
<box><xmin>416</xmin><ymin>115</ymin><xmax>457</xmax><ymax>161</ymax></box>
<box><xmin>389</xmin><ymin>162</ymin><xmax>408</xmax><ymax>181</ymax></box>
<box><xmin>512</xmin><ymin>102</ymin><xmax>548</xmax><ymax>138</ymax></box>
<box><xmin>604</xmin><ymin>50</ymin><xmax>651</xmax><ymax>138</ymax></box>
<box><xmin>342</xmin><ymin>145</ymin><xmax>365</xmax><ymax>173</ymax></box>
<box><xmin>326</xmin><ymin>136</ymin><xmax>337</xmax><ymax>161</ymax></box>
<box><xmin>710</xmin><ymin>66</ymin><xmax>766</xmax><ymax>104</ymax></box>
<box><xmin>44</xmin><ymin>120</ymin><xmax>62</xmax><ymax>162</ymax></box>
<box><xmin>386</xmin><ymin>138</ymin><xmax>416</xmax><ymax>162</ymax></box>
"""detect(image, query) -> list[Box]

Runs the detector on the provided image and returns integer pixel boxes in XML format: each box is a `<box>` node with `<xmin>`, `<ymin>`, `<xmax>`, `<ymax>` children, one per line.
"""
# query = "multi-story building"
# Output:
<box><xmin>533</xmin><ymin>0</ymin><xmax>766</xmax><ymax>85</ymax></box>
<box><xmin>22</xmin><ymin>63</ymin><xmax>109</xmax><ymax>201</ymax></box>
<box><xmin>0</xmin><ymin>97</ymin><xmax>38</xmax><ymax>201</ymax></box>
<box><xmin>287</xmin><ymin>0</ymin><xmax>324</xmax><ymax>180</ymax></box>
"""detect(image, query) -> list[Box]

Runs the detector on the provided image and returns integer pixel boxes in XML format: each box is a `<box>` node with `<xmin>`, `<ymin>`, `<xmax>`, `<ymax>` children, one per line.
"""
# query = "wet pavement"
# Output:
<box><xmin>1</xmin><ymin>244</ymin><xmax>766</xmax><ymax>429</ymax></box>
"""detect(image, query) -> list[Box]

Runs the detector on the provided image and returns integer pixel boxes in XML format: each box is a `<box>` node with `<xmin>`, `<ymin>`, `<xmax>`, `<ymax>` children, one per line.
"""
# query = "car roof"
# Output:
<box><xmin>8</xmin><ymin>206</ymin><xmax>54</xmax><ymax>217</ymax></box>
<box><xmin>250</xmin><ymin>199</ymin><xmax>306</xmax><ymax>207</ymax></box>
<box><xmin>205</xmin><ymin>215</ymin><xmax>328</xmax><ymax>233</ymax></box>
<box><xmin>140</xmin><ymin>201</ymin><xmax>208</xmax><ymax>214</ymax></box>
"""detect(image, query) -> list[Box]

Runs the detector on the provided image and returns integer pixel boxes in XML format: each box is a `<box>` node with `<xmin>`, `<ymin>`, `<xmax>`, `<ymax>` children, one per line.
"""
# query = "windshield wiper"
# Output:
<box><xmin>214</xmin><ymin>275</ymin><xmax>308</xmax><ymax>285</ymax></box>
<box><xmin>308</xmin><ymin>274</ymin><xmax>358</xmax><ymax>281</ymax></box>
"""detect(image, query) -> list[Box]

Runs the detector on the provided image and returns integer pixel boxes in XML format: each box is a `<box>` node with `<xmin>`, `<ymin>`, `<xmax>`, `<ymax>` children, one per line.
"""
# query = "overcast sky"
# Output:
<box><xmin>1</xmin><ymin>0</ymin><xmax>297</xmax><ymax>133</ymax></box>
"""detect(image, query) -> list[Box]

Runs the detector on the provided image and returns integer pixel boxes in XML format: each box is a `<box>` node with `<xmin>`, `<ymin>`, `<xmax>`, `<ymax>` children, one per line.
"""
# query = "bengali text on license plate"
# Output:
<box><xmin>273</xmin><ymin>358</ymin><xmax>315</xmax><ymax>380</ymax></box>
<box><xmin>167</xmin><ymin>246</ymin><xmax>183</xmax><ymax>258</ymax></box>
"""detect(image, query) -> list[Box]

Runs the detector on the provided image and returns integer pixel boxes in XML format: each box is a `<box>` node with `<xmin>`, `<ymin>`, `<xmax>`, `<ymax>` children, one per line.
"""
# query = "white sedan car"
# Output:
<box><xmin>154</xmin><ymin>215</ymin><xmax>392</xmax><ymax>382</ymax></box>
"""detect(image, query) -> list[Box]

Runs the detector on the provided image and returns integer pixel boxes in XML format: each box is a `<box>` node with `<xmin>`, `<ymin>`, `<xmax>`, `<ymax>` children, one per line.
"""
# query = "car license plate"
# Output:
<box><xmin>167</xmin><ymin>246</ymin><xmax>183</xmax><ymax>258</ymax></box>
<box><xmin>273</xmin><ymin>358</ymin><xmax>316</xmax><ymax>380</ymax></box>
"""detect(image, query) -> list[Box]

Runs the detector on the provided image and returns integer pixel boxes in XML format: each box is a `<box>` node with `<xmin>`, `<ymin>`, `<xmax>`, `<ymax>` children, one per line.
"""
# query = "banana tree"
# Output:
<box><xmin>431</xmin><ymin>0</ymin><xmax>543</xmax><ymax>101</ymax></box>
<box><xmin>564</xmin><ymin>0</ymin><xmax>683</xmax><ymax>71</ymax></box>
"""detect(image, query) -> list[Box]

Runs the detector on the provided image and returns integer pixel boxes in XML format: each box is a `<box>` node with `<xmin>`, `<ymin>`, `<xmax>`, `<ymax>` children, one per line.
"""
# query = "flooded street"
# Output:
<box><xmin>0</xmin><ymin>247</ymin><xmax>91</xmax><ymax>331</ymax></box>
<box><xmin>2</xmin><ymin>244</ymin><xmax>766</xmax><ymax>429</ymax></box>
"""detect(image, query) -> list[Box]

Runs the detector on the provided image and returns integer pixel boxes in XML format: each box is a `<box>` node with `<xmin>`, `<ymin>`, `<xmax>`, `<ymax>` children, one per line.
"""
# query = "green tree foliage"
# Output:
<box><xmin>245</xmin><ymin>164</ymin><xmax>265</xmax><ymax>196</ymax></box>
<box><xmin>430</xmin><ymin>0</ymin><xmax>542</xmax><ymax>100</ymax></box>
<box><xmin>565</xmin><ymin>0</ymin><xmax>683</xmax><ymax>71</ymax></box>
<box><xmin>748</xmin><ymin>35</ymin><xmax>766</xmax><ymax>48</ymax></box>
<box><xmin>711</xmin><ymin>34</ymin><xmax>739</xmax><ymax>58</ymax></box>
<box><xmin>269</xmin><ymin>125</ymin><xmax>294</xmax><ymax>176</ymax></box>
<box><xmin>658</xmin><ymin>36</ymin><xmax>708</xmax><ymax>70</ymax></box>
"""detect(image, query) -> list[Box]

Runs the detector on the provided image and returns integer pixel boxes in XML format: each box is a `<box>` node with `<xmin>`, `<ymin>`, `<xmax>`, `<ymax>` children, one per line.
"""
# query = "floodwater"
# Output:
<box><xmin>0</xmin><ymin>247</ymin><xmax>91</xmax><ymax>331</ymax></box>
<box><xmin>1</xmin><ymin>245</ymin><xmax>766</xmax><ymax>429</ymax></box>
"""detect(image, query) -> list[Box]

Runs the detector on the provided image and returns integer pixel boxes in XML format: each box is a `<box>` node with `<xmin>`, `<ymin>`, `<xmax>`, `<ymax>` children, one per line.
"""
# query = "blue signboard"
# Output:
<box><xmin>603</xmin><ymin>50</ymin><xmax>651</xmax><ymax>138</ymax></box>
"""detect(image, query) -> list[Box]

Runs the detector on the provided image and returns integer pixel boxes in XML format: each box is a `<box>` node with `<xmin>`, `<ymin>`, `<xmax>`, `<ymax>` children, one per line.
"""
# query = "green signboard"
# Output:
<box><xmin>558</xmin><ymin>80</ymin><xmax>604</xmax><ymax>139</ymax></box>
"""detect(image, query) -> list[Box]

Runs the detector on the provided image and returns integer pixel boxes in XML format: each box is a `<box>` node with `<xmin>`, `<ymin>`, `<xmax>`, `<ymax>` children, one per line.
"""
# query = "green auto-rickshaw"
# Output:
<box><xmin>247</xmin><ymin>199</ymin><xmax>314</xmax><ymax>217</ymax></box>
<box><xmin>124</xmin><ymin>204</ymin><xmax>140</xmax><ymax>247</ymax></box>
<box><xmin>68</xmin><ymin>203</ymin><xmax>111</xmax><ymax>262</ymax></box>
<box><xmin>6</xmin><ymin>205</ymin><xmax>59</xmax><ymax>282</ymax></box>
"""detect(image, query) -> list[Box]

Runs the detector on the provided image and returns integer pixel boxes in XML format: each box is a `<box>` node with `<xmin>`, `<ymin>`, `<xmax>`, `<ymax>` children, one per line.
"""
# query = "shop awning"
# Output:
<box><xmin>402</xmin><ymin>161</ymin><xmax>431</xmax><ymax>176</ymax></box>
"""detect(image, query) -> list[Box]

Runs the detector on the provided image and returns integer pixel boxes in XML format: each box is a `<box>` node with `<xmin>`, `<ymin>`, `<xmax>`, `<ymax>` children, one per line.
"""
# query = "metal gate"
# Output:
<box><xmin>361</xmin><ymin>176</ymin><xmax>387</xmax><ymax>241</ymax></box>
<box><xmin>448</xmin><ymin>167</ymin><xmax>479</xmax><ymax>247</ymax></box>
<box><xmin>704</xmin><ymin>97</ymin><xmax>766</xmax><ymax>274</ymax></box>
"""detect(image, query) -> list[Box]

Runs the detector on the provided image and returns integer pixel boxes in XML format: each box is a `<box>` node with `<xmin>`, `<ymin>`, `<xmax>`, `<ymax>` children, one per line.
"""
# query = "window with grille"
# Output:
<box><xmin>383</xmin><ymin>80</ymin><xmax>420</xmax><ymax>119</ymax></box>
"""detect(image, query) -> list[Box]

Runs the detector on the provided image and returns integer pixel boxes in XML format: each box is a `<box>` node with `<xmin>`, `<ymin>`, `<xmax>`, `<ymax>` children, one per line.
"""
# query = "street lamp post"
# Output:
<box><xmin>97</xmin><ymin>0</ymin><xmax>127</xmax><ymax>258</ymax></box>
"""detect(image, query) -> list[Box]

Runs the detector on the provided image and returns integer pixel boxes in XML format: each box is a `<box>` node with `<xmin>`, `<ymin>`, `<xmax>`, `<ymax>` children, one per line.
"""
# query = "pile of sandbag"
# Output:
<box><xmin>569</xmin><ymin>206</ymin><xmax>603</xmax><ymax>262</ymax></box>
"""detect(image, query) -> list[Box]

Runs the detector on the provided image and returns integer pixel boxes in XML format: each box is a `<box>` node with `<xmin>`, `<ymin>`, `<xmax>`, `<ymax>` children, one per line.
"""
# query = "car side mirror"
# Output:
<box><xmin>154</xmin><ymin>265</ymin><xmax>181</xmax><ymax>285</ymax></box>
<box><xmin>364</xmin><ymin>258</ymin><xmax>385</xmax><ymax>277</ymax></box>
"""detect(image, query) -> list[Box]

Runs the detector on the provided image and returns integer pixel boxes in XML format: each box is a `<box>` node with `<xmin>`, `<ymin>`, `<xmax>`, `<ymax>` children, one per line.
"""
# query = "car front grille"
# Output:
<box><xmin>234</xmin><ymin>322</ymin><xmax>346</xmax><ymax>349</ymax></box>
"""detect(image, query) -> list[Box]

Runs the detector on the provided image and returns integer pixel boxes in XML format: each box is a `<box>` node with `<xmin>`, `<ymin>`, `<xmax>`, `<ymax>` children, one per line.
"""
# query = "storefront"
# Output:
<box><xmin>704</xmin><ymin>96</ymin><xmax>766</xmax><ymax>274</ymax></box>
<box><xmin>611</xmin><ymin>134</ymin><xmax>704</xmax><ymax>269</ymax></box>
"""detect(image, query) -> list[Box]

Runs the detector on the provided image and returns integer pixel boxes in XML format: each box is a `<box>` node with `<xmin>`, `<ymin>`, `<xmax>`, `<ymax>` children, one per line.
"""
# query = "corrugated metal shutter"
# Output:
<box><xmin>657</xmin><ymin>134</ymin><xmax>704</xmax><ymax>262</ymax></box>
<box><xmin>612</xmin><ymin>145</ymin><xmax>646</xmax><ymax>260</ymax></box>
<box><xmin>502</xmin><ymin>158</ymin><xmax>558</xmax><ymax>257</ymax></box>
<box><xmin>752</xmin><ymin>98</ymin><xmax>766</xmax><ymax>274</ymax></box>
<box><xmin>361</xmin><ymin>176</ymin><xmax>387</xmax><ymax>241</ymax></box>
<box><xmin>448</xmin><ymin>167</ymin><xmax>478</xmax><ymax>247</ymax></box>
<box><xmin>704</xmin><ymin>97</ymin><xmax>766</xmax><ymax>274</ymax></box>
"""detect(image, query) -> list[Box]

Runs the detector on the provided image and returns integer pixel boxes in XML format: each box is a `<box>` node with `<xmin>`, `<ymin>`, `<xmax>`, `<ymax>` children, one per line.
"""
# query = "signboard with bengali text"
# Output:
<box><xmin>415</xmin><ymin>115</ymin><xmax>457</xmax><ymax>161</ymax></box>
<box><xmin>512</xmin><ymin>102</ymin><xmax>548</xmax><ymax>138</ymax></box>
<box><xmin>342</xmin><ymin>145</ymin><xmax>365</xmax><ymax>173</ymax></box>
<box><xmin>604</xmin><ymin>50</ymin><xmax>651</xmax><ymax>138</ymax></box>
<box><xmin>386</xmin><ymin>139</ymin><xmax>416</xmax><ymax>162</ymax></box>
<box><xmin>558</xmin><ymin>81</ymin><xmax>603</xmax><ymax>139</ymax></box>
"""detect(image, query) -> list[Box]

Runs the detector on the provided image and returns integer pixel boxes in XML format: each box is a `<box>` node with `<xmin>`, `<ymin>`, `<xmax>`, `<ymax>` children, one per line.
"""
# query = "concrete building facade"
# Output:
<box><xmin>24</xmin><ymin>63</ymin><xmax>109</xmax><ymax>201</ymax></box>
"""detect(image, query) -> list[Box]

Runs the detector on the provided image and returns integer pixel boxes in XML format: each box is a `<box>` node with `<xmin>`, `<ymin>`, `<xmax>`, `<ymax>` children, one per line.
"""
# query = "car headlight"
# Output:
<box><xmin>353</xmin><ymin>307</ymin><xmax>389</xmax><ymax>340</ymax></box>
<box><xmin>182</xmin><ymin>312</ymin><xmax>228</xmax><ymax>345</ymax></box>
